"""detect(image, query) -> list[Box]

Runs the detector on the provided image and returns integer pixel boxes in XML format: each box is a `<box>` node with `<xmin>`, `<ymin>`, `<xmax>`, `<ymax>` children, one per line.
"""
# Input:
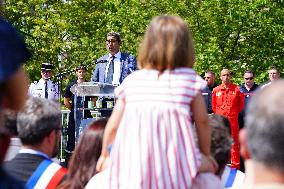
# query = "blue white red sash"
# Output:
<box><xmin>20</xmin><ymin>149</ymin><xmax>67</xmax><ymax>189</ymax></box>
<box><xmin>26</xmin><ymin>159</ymin><xmax>67</xmax><ymax>189</ymax></box>
<box><xmin>225</xmin><ymin>168</ymin><xmax>237</xmax><ymax>187</ymax></box>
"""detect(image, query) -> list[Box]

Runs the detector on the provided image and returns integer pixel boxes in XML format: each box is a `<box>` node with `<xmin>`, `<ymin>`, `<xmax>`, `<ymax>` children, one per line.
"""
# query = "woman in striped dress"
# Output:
<box><xmin>96</xmin><ymin>15</ymin><xmax>217</xmax><ymax>189</ymax></box>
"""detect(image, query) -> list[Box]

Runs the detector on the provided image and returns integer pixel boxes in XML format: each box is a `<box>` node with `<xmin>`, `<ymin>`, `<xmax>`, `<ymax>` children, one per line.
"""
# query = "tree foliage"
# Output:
<box><xmin>1</xmin><ymin>0</ymin><xmax>283</xmax><ymax>85</ymax></box>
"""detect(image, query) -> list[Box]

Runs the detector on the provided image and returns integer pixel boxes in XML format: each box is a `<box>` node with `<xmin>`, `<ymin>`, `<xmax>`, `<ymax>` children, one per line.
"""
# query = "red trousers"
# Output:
<box><xmin>228</xmin><ymin>116</ymin><xmax>240</xmax><ymax>169</ymax></box>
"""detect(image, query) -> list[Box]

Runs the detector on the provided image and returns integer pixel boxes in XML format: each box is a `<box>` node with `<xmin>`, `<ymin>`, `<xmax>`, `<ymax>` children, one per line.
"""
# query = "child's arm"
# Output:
<box><xmin>199</xmin><ymin>154</ymin><xmax>218</xmax><ymax>173</ymax></box>
<box><xmin>191</xmin><ymin>92</ymin><xmax>217</xmax><ymax>173</ymax></box>
<box><xmin>191</xmin><ymin>91</ymin><xmax>211</xmax><ymax>156</ymax></box>
<box><xmin>96</xmin><ymin>98</ymin><xmax>125</xmax><ymax>172</ymax></box>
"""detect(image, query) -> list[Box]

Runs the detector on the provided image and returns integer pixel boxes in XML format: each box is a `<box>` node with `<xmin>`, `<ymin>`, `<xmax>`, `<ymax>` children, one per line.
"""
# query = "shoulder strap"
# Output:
<box><xmin>26</xmin><ymin>159</ymin><xmax>53</xmax><ymax>189</ymax></box>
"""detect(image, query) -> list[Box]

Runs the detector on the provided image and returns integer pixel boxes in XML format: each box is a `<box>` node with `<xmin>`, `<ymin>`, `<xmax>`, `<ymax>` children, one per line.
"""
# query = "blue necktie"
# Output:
<box><xmin>105</xmin><ymin>56</ymin><xmax>115</xmax><ymax>83</ymax></box>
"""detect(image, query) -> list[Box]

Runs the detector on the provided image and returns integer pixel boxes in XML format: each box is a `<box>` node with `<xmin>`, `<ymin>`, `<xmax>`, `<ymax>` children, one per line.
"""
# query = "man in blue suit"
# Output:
<box><xmin>91</xmin><ymin>32</ymin><xmax>137</xmax><ymax>116</ymax></box>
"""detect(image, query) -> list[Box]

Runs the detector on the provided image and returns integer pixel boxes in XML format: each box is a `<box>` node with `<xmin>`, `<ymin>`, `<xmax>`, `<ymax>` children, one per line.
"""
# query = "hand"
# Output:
<box><xmin>96</xmin><ymin>155</ymin><xmax>109</xmax><ymax>172</ymax></box>
<box><xmin>199</xmin><ymin>154</ymin><xmax>219</xmax><ymax>174</ymax></box>
<box><xmin>207</xmin><ymin>155</ymin><xmax>218</xmax><ymax>174</ymax></box>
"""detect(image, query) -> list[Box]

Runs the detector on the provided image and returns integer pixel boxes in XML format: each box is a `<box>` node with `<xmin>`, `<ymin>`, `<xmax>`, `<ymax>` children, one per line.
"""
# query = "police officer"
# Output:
<box><xmin>28</xmin><ymin>63</ymin><xmax>59</xmax><ymax>100</ymax></box>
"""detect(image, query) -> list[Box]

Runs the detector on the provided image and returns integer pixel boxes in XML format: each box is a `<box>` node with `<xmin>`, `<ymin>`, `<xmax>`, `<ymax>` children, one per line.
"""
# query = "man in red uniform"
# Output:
<box><xmin>212</xmin><ymin>69</ymin><xmax>244</xmax><ymax>169</ymax></box>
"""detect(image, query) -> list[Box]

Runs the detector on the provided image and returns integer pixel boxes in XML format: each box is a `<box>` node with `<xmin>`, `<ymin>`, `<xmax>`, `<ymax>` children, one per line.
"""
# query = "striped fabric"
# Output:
<box><xmin>108</xmin><ymin>68</ymin><xmax>206</xmax><ymax>189</ymax></box>
<box><xmin>26</xmin><ymin>159</ymin><xmax>67</xmax><ymax>189</ymax></box>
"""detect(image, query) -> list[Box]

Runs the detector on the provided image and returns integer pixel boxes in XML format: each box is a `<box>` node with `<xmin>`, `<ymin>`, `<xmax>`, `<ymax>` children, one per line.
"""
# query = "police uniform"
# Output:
<box><xmin>212</xmin><ymin>83</ymin><xmax>244</xmax><ymax>169</ymax></box>
<box><xmin>28</xmin><ymin>63</ymin><xmax>59</xmax><ymax>100</ymax></box>
<box><xmin>28</xmin><ymin>79</ymin><xmax>59</xmax><ymax>100</ymax></box>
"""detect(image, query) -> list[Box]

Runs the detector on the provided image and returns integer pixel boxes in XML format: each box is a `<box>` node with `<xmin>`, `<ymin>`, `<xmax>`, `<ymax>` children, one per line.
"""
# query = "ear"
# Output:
<box><xmin>239</xmin><ymin>128</ymin><xmax>251</xmax><ymax>160</ymax></box>
<box><xmin>47</xmin><ymin>130</ymin><xmax>56</xmax><ymax>145</ymax></box>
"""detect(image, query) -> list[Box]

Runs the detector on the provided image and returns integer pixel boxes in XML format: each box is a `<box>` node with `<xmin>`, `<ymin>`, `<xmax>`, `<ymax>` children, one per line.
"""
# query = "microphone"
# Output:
<box><xmin>95</xmin><ymin>59</ymin><xmax>108</xmax><ymax>64</ymax></box>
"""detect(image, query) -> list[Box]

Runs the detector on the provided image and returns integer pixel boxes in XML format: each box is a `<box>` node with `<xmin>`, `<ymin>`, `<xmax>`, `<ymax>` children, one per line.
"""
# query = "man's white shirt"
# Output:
<box><xmin>28</xmin><ymin>78</ymin><xmax>59</xmax><ymax>100</ymax></box>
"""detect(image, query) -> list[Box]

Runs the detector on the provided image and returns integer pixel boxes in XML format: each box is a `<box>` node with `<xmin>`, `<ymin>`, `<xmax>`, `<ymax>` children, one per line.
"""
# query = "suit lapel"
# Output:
<box><xmin>119</xmin><ymin>53</ymin><xmax>126</xmax><ymax>83</ymax></box>
<box><xmin>101</xmin><ymin>54</ymin><xmax>109</xmax><ymax>82</ymax></box>
<box><xmin>101</xmin><ymin>63</ymin><xmax>107</xmax><ymax>82</ymax></box>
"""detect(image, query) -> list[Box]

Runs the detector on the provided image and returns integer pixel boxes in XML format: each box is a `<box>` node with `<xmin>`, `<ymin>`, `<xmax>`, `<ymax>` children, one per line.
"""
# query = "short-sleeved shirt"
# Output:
<box><xmin>64</xmin><ymin>80</ymin><xmax>91</xmax><ymax>111</ymax></box>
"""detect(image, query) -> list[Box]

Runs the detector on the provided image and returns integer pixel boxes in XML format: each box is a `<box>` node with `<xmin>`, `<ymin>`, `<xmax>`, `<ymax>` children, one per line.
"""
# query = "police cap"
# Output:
<box><xmin>41</xmin><ymin>62</ymin><xmax>54</xmax><ymax>71</ymax></box>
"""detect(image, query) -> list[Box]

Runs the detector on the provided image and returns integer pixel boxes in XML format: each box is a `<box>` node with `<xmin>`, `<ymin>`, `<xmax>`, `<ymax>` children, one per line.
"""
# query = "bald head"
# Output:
<box><xmin>246</xmin><ymin>80</ymin><xmax>284</xmax><ymax>172</ymax></box>
<box><xmin>220</xmin><ymin>69</ymin><xmax>231</xmax><ymax>85</ymax></box>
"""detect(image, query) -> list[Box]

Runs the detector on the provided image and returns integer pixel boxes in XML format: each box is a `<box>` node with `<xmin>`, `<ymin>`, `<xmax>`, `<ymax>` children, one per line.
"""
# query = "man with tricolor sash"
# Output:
<box><xmin>4</xmin><ymin>97</ymin><xmax>67</xmax><ymax>189</ymax></box>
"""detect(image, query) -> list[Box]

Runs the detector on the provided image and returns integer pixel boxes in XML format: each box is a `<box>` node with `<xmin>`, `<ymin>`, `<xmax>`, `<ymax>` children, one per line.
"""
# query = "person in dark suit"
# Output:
<box><xmin>202</xmin><ymin>70</ymin><xmax>218</xmax><ymax>113</ymax></box>
<box><xmin>91</xmin><ymin>32</ymin><xmax>137</xmax><ymax>117</ymax></box>
<box><xmin>4</xmin><ymin>97</ymin><xmax>67</xmax><ymax>189</ymax></box>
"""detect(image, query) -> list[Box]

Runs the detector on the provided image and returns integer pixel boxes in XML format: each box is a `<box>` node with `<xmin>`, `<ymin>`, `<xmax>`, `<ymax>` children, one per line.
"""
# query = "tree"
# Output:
<box><xmin>2</xmin><ymin>0</ymin><xmax>283</xmax><ymax>86</ymax></box>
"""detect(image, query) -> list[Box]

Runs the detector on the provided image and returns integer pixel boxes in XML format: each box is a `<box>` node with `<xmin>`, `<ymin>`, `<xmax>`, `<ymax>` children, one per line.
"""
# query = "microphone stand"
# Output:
<box><xmin>53</xmin><ymin>68</ymin><xmax>75</xmax><ymax>103</ymax></box>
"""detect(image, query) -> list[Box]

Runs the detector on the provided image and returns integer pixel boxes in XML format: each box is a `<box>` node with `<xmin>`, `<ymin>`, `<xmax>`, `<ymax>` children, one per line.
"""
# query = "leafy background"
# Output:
<box><xmin>1</xmin><ymin>0</ymin><xmax>283</xmax><ymax>88</ymax></box>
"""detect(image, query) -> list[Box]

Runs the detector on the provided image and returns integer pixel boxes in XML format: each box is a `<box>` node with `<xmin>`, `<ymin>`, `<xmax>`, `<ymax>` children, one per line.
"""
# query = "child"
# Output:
<box><xmin>96</xmin><ymin>15</ymin><xmax>217</xmax><ymax>189</ymax></box>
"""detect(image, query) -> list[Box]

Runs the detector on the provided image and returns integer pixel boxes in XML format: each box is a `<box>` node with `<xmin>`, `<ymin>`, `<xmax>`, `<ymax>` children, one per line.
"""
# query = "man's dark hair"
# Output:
<box><xmin>75</xmin><ymin>64</ymin><xmax>87</xmax><ymax>71</ymax></box>
<box><xmin>205</xmin><ymin>70</ymin><xmax>215</xmax><ymax>77</ymax></box>
<box><xmin>106</xmin><ymin>32</ymin><xmax>121</xmax><ymax>43</ymax></box>
<box><xmin>17</xmin><ymin>97</ymin><xmax>61</xmax><ymax>145</ymax></box>
<box><xmin>244</xmin><ymin>70</ymin><xmax>254</xmax><ymax>76</ymax></box>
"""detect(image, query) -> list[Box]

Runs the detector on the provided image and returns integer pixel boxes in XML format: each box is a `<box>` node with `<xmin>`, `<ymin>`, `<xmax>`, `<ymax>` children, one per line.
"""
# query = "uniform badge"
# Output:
<box><xmin>216</xmin><ymin>92</ymin><xmax>222</xmax><ymax>97</ymax></box>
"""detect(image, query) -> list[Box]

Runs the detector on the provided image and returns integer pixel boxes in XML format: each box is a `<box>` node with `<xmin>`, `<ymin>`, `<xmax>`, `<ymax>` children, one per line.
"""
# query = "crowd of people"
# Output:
<box><xmin>1</xmin><ymin>14</ymin><xmax>284</xmax><ymax>189</ymax></box>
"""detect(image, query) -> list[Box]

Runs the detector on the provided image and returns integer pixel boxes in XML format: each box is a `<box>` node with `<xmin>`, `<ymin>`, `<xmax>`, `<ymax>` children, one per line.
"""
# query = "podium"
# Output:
<box><xmin>71</xmin><ymin>81</ymin><xmax>116</xmax><ymax>98</ymax></box>
<box><xmin>71</xmin><ymin>82</ymin><xmax>117</xmax><ymax>140</ymax></box>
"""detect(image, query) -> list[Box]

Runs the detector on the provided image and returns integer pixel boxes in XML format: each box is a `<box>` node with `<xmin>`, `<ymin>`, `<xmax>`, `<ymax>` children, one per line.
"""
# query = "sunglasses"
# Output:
<box><xmin>245</xmin><ymin>77</ymin><xmax>254</xmax><ymax>80</ymax></box>
<box><xmin>106</xmin><ymin>40</ymin><xmax>118</xmax><ymax>43</ymax></box>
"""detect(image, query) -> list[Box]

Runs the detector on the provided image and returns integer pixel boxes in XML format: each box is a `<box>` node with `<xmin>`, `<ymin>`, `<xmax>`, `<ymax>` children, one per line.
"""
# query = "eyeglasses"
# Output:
<box><xmin>245</xmin><ymin>77</ymin><xmax>254</xmax><ymax>80</ymax></box>
<box><xmin>106</xmin><ymin>40</ymin><xmax>118</xmax><ymax>43</ymax></box>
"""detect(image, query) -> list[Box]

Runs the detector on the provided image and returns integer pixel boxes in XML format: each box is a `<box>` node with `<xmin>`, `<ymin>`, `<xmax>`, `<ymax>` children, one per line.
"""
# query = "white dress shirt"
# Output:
<box><xmin>28</xmin><ymin>78</ymin><xmax>59</xmax><ymax>100</ymax></box>
<box><xmin>105</xmin><ymin>52</ymin><xmax>121</xmax><ymax>85</ymax></box>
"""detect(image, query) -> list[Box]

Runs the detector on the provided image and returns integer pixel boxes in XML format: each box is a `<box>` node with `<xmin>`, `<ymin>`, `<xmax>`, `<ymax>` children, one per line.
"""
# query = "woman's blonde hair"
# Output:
<box><xmin>138</xmin><ymin>15</ymin><xmax>195</xmax><ymax>72</ymax></box>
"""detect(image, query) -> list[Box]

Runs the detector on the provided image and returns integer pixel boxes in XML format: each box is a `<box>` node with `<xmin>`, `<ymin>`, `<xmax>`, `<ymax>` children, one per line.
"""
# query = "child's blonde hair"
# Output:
<box><xmin>138</xmin><ymin>15</ymin><xmax>195</xmax><ymax>72</ymax></box>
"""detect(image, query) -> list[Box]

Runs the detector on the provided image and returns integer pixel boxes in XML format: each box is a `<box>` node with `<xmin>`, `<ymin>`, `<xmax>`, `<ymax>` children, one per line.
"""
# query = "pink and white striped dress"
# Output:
<box><xmin>108</xmin><ymin>68</ymin><xmax>207</xmax><ymax>189</ymax></box>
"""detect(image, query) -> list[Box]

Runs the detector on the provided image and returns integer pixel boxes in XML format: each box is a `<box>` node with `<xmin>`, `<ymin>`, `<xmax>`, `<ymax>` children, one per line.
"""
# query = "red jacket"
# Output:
<box><xmin>212</xmin><ymin>83</ymin><xmax>244</xmax><ymax>117</ymax></box>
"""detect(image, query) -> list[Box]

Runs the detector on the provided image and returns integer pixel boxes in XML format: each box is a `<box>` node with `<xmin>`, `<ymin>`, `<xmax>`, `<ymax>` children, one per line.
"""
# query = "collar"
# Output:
<box><xmin>19</xmin><ymin>148</ymin><xmax>50</xmax><ymax>159</ymax></box>
<box><xmin>220</xmin><ymin>82</ymin><xmax>234</xmax><ymax>89</ymax></box>
<box><xmin>39</xmin><ymin>78</ymin><xmax>50</xmax><ymax>84</ymax></box>
<box><xmin>108</xmin><ymin>51</ymin><xmax>121</xmax><ymax>60</ymax></box>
